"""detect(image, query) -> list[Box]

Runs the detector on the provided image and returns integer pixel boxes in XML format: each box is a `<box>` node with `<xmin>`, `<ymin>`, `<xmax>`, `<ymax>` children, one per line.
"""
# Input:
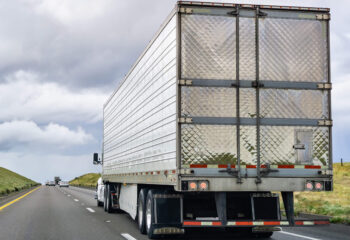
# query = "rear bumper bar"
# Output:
<box><xmin>183</xmin><ymin>220</ymin><xmax>330</xmax><ymax>227</ymax></box>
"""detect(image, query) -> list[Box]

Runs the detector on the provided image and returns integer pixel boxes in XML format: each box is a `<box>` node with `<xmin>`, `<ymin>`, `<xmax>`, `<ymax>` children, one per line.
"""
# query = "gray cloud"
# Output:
<box><xmin>0</xmin><ymin>0</ymin><xmax>349</xmax><ymax>182</ymax></box>
<box><xmin>0</xmin><ymin>70</ymin><xmax>107</xmax><ymax>123</ymax></box>
<box><xmin>0</xmin><ymin>0</ymin><xmax>179</xmax><ymax>90</ymax></box>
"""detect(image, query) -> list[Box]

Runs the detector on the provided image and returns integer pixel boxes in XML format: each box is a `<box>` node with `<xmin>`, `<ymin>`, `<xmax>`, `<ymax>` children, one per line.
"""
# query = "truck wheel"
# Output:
<box><xmin>145</xmin><ymin>190</ymin><xmax>158</xmax><ymax>239</ymax></box>
<box><xmin>138</xmin><ymin>188</ymin><xmax>147</xmax><ymax>234</ymax></box>
<box><xmin>103</xmin><ymin>185</ymin><xmax>108</xmax><ymax>212</ymax></box>
<box><xmin>106</xmin><ymin>184</ymin><xmax>113</xmax><ymax>213</ymax></box>
<box><xmin>254</xmin><ymin>232</ymin><xmax>273</xmax><ymax>238</ymax></box>
<box><xmin>97</xmin><ymin>200</ymin><xmax>103</xmax><ymax>207</ymax></box>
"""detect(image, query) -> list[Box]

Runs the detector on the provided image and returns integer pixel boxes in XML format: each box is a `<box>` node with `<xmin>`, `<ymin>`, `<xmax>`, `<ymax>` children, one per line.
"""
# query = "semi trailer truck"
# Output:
<box><xmin>93</xmin><ymin>1</ymin><xmax>332</xmax><ymax>238</ymax></box>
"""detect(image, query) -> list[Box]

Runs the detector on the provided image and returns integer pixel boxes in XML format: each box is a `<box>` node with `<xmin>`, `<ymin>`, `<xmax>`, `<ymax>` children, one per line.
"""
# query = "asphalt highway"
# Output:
<box><xmin>0</xmin><ymin>186</ymin><xmax>349</xmax><ymax>240</ymax></box>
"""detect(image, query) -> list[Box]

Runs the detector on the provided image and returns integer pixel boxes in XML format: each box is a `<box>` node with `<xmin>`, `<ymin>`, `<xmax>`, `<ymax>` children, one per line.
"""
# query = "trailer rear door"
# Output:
<box><xmin>178</xmin><ymin>4</ymin><xmax>331</xmax><ymax>180</ymax></box>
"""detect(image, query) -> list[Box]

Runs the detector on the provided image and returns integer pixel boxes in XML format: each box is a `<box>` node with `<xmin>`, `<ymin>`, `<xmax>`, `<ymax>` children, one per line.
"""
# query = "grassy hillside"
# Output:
<box><xmin>0</xmin><ymin>167</ymin><xmax>39</xmax><ymax>196</ymax></box>
<box><xmin>294</xmin><ymin>163</ymin><xmax>350</xmax><ymax>224</ymax></box>
<box><xmin>69</xmin><ymin>173</ymin><xmax>100</xmax><ymax>188</ymax></box>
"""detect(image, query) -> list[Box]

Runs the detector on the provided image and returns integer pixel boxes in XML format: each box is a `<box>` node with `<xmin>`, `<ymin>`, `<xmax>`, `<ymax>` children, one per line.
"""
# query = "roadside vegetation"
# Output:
<box><xmin>69</xmin><ymin>173</ymin><xmax>100</xmax><ymax>188</ymax></box>
<box><xmin>294</xmin><ymin>163</ymin><xmax>350</xmax><ymax>224</ymax></box>
<box><xmin>0</xmin><ymin>167</ymin><xmax>39</xmax><ymax>196</ymax></box>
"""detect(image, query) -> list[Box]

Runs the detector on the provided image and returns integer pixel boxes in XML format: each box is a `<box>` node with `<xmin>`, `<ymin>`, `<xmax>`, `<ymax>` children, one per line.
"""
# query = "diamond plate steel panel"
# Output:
<box><xmin>260</xmin><ymin>126</ymin><xmax>329</xmax><ymax>166</ymax></box>
<box><xmin>260</xmin><ymin>89</ymin><xmax>329</xmax><ymax>119</ymax></box>
<box><xmin>181</xmin><ymin>14</ymin><xmax>236</xmax><ymax>80</ymax></box>
<box><xmin>240</xmin><ymin>17</ymin><xmax>256</xmax><ymax>81</ymax></box>
<box><xmin>181</xmin><ymin>125</ymin><xmax>237</xmax><ymax>165</ymax></box>
<box><xmin>240</xmin><ymin>88</ymin><xmax>256</xmax><ymax>118</ymax></box>
<box><xmin>240</xmin><ymin>126</ymin><xmax>257</xmax><ymax>164</ymax></box>
<box><xmin>181</xmin><ymin>87</ymin><xmax>236</xmax><ymax>117</ymax></box>
<box><xmin>259</xmin><ymin>18</ymin><xmax>328</xmax><ymax>82</ymax></box>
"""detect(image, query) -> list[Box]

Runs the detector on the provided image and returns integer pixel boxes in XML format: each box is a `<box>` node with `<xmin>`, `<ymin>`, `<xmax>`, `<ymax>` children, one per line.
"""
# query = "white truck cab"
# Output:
<box><xmin>96</xmin><ymin>177</ymin><xmax>104</xmax><ymax>207</ymax></box>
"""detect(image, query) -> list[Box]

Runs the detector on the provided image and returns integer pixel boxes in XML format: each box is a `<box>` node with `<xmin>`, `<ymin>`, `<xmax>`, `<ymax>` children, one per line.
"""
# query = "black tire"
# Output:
<box><xmin>97</xmin><ymin>200</ymin><xmax>103</xmax><ymax>207</ymax></box>
<box><xmin>103</xmin><ymin>185</ymin><xmax>108</xmax><ymax>212</ymax></box>
<box><xmin>254</xmin><ymin>232</ymin><xmax>273</xmax><ymax>238</ymax></box>
<box><xmin>145</xmin><ymin>190</ymin><xmax>159</xmax><ymax>239</ymax></box>
<box><xmin>106</xmin><ymin>184</ymin><xmax>113</xmax><ymax>213</ymax></box>
<box><xmin>137</xmin><ymin>188</ymin><xmax>148</xmax><ymax>234</ymax></box>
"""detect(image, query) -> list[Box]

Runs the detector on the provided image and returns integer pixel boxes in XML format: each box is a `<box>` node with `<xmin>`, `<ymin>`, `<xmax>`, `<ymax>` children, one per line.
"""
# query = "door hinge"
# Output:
<box><xmin>227</xmin><ymin>9</ymin><xmax>239</xmax><ymax>16</ymax></box>
<box><xmin>178</xmin><ymin>79</ymin><xmax>193</xmax><ymax>86</ymax></box>
<box><xmin>179</xmin><ymin>7</ymin><xmax>193</xmax><ymax>14</ymax></box>
<box><xmin>317</xmin><ymin>83</ymin><xmax>332</xmax><ymax>90</ymax></box>
<box><xmin>257</xmin><ymin>9</ymin><xmax>268</xmax><ymax>17</ymax></box>
<box><xmin>178</xmin><ymin>117</ymin><xmax>193</xmax><ymax>123</ymax></box>
<box><xmin>316</xmin><ymin>14</ymin><xmax>330</xmax><ymax>20</ymax></box>
<box><xmin>318</xmin><ymin>120</ymin><xmax>333</xmax><ymax>126</ymax></box>
<box><xmin>252</xmin><ymin>81</ymin><xmax>264</xmax><ymax>88</ymax></box>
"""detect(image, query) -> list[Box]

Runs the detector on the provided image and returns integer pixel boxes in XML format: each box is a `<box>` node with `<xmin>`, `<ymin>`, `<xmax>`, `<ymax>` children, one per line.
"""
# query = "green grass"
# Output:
<box><xmin>69</xmin><ymin>173</ymin><xmax>100</xmax><ymax>188</ymax></box>
<box><xmin>294</xmin><ymin>163</ymin><xmax>350</xmax><ymax>224</ymax></box>
<box><xmin>0</xmin><ymin>167</ymin><xmax>39</xmax><ymax>196</ymax></box>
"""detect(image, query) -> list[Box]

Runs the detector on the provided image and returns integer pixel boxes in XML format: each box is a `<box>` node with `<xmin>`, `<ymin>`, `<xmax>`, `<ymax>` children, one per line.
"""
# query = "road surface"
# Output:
<box><xmin>0</xmin><ymin>186</ymin><xmax>348</xmax><ymax>240</ymax></box>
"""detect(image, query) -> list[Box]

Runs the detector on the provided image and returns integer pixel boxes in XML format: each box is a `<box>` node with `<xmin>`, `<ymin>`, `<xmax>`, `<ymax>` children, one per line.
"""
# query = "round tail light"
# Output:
<box><xmin>189</xmin><ymin>181</ymin><xmax>197</xmax><ymax>191</ymax></box>
<box><xmin>315</xmin><ymin>182</ymin><xmax>323</xmax><ymax>190</ymax></box>
<box><xmin>306</xmin><ymin>182</ymin><xmax>314</xmax><ymax>190</ymax></box>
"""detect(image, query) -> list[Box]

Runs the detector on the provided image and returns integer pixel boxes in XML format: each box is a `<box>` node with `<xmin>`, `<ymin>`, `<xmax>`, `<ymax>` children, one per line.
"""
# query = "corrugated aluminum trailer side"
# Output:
<box><xmin>94</xmin><ymin>2</ymin><xmax>332</xmax><ymax>239</ymax></box>
<box><xmin>102</xmin><ymin>11</ymin><xmax>178</xmax><ymax>186</ymax></box>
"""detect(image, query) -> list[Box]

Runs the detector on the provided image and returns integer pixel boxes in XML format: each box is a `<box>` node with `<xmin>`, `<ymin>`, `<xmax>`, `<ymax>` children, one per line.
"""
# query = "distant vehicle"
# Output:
<box><xmin>45</xmin><ymin>181</ymin><xmax>49</xmax><ymax>186</ymax></box>
<box><xmin>93</xmin><ymin>2</ymin><xmax>332</xmax><ymax>239</ymax></box>
<box><xmin>59</xmin><ymin>181</ymin><xmax>69</xmax><ymax>187</ymax></box>
<box><xmin>48</xmin><ymin>181</ymin><xmax>55</xmax><ymax>186</ymax></box>
<box><xmin>95</xmin><ymin>178</ymin><xmax>104</xmax><ymax>207</ymax></box>
<box><xmin>54</xmin><ymin>176</ymin><xmax>61</xmax><ymax>185</ymax></box>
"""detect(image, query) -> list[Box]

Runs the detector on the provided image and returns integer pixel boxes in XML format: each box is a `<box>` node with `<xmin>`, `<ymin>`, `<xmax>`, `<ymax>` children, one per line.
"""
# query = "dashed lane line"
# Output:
<box><xmin>74</xmin><ymin>199</ymin><xmax>79</xmax><ymax>202</ymax></box>
<box><xmin>86</xmin><ymin>208</ymin><xmax>95</xmax><ymax>213</ymax></box>
<box><xmin>0</xmin><ymin>186</ymin><xmax>41</xmax><ymax>211</ymax></box>
<box><xmin>121</xmin><ymin>233</ymin><xmax>137</xmax><ymax>240</ymax></box>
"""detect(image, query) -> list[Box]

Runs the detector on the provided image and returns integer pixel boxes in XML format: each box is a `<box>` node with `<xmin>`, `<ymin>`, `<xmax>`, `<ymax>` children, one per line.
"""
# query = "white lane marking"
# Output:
<box><xmin>121</xmin><ymin>233</ymin><xmax>137</xmax><ymax>240</ymax></box>
<box><xmin>67</xmin><ymin>195</ymin><xmax>71</xmax><ymax>197</ymax></box>
<box><xmin>280</xmin><ymin>231</ymin><xmax>322</xmax><ymax>240</ymax></box>
<box><xmin>86</xmin><ymin>208</ymin><xmax>95</xmax><ymax>213</ymax></box>
<box><xmin>74</xmin><ymin>199</ymin><xmax>79</xmax><ymax>202</ymax></box>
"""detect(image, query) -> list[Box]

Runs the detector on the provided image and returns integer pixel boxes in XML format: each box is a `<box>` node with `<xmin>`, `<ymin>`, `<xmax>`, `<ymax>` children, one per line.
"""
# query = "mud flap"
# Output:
<box><xmin>215</xmin><ymin>192</ymin><xmax>227</xmax><ymax>225</ymax></box>
<box><xmin>282</xmin><ymin>191</ymin><xmax>295</xmax><ymax>226</ymax></box>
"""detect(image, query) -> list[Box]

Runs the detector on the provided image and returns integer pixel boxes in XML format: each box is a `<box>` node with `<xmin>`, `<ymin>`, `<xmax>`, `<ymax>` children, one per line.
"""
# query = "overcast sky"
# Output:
<box><xmin>0</xmin><ymin>0</ymin><xmax>348</xmax><ymax>183</ymax></box>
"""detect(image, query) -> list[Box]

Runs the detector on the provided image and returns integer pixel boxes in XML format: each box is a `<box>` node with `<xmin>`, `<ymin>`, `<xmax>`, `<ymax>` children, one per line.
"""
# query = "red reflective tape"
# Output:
<box><xmin>264</xmin><ymin>221</ymin><xmax>281</xmax><ymax>226</ymax></box>
<box><xmin>278</xmin><ymin>165</ymin><xmax>295</xmax><ymax>169</ymax></box>
<box><xmin>218</xmin><ymin>164</ymin><xmax>228</xmax><ymax>168</ymax></box>
<box><xmin>261</xmin><ymin>165</ymin><xmax>267</xmax><ymax>168</ymax></box>
<box><xmin>295</xmin><ymin>221</ymin><xmax>304</xmax><ymax>225</ymax></box>
<box><xmin>246</xmin><ymin>165</ymin><xmax>256</xmax><ymax>169</ymax></box>
<box><xmin>314</xmin><ymin>220</ymin><xmax>330</xmax><ymax>225</ymax></box>
<box><xmin>236</xmin><ymin>221</ymin><xmax>253</xmax><ymax>226</ymax></box>
<box><xmin>304</xmin><ymin>165</ymin><xmax>321</xmax><ymax>169</ymax></box>
<box><xmin>183</xmin><ymin>221</ymin><xmax>201</xmax><ymax>226</ymax></box>
<box><xmin>190</xmin><ymin>164</ymin><xmax>207</xmax><ymax>168</ymax></box>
